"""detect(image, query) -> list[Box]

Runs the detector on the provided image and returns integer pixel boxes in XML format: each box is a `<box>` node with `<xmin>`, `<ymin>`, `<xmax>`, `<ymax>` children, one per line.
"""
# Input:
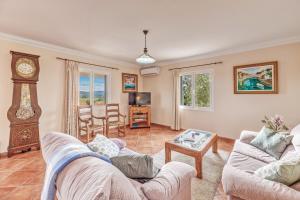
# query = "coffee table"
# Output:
<box><xmin>165</xmin><ymin>129</ymin><xmax>218</xmax><ymax>178</ymax></box>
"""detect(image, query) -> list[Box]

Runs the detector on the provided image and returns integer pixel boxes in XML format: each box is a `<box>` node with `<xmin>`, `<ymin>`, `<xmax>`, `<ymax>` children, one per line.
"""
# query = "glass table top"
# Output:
<box><xmin>173</xmin><ymin>129</ymin><xmax>213</xmax><ymax>150</ymax></box>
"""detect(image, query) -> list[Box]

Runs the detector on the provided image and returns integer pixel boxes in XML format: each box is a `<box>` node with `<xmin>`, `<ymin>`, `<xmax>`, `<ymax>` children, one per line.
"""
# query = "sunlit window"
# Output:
<box><xmin>180</xmin><ymin>69</ymin><xmax>214</xmax><ymax>111</ymax></box>
<box><xmin>79</xmin><ymin>72</ymin><xmax>107</xmax><ymax>106</ymax></box>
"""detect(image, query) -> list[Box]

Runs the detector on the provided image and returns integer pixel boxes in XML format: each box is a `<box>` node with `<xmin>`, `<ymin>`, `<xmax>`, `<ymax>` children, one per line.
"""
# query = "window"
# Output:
<box><xmin>79</xmin><ymin>71</ymin><xmax>107</xmax><ymax>106</ymax></box>
<box><xmin>180</xmin><ymin>69</ymin><xmax>214</xmax><ymax>111</ymax></box>
<box><xmin>93</xmin><ymin>74</ymin><xmax>106</xmax><ymax>105</ymax></box>
<box><xmin>180</xmin><ymin>74</ymin><xmax>192</xmax><ymax>106</ymax></box>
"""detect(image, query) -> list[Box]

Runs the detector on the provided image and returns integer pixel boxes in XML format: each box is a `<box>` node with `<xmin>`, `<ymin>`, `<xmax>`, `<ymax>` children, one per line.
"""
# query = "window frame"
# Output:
<box><xmin>179</xmin><ymin>68</ymin><xmax>214</xmax><ymax>112</ymax></box>
<box><xmin>79</xmin><ymin>66</ymin><xmax>111</xmax><ymax>107</ymax></box>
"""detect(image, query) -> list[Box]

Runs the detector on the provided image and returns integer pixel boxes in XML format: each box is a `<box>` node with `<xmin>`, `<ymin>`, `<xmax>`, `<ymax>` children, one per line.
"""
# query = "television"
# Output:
<box><xmin>129</xmin><ymin>92</ymin><xmax>151</xmax><ymax>106</ymax></box>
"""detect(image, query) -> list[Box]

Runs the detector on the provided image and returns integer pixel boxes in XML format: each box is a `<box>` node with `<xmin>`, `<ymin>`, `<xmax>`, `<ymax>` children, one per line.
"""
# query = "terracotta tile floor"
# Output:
<box><xmin>0</xmin><ymin>124</ymin><xmax>234</xmax><ymax>200</ymax></box>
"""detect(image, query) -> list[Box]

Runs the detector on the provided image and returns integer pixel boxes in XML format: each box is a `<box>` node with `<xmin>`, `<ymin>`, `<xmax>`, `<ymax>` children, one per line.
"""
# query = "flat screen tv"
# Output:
<box><xmin>129</xmin><ymin>92</ymin><xmax>151</xmax><ymax>106</ymax></box>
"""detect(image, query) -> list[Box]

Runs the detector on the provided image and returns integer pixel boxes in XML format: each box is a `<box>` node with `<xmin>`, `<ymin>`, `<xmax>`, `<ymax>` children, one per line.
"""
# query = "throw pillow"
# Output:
<box><xmin>255</xmin><ymin>153</ymin><xmax>300</xmax><ymax>186</ymax></box>
<box><xmin>291</xmin><ymin>124</ymin><xmax>300</xmax><ymax>135</ymax></box>
<box><xmin>292</xmin><ymin>134</ymin><xmax>300</xmax><ymax>153</ymax></box>
<box><xmin>87</xmin><ymin>134</ymin><xmax>120</xmax><ymax>158</ymax></box>
<box><xmin>250</xmin><ymin>126</ymin><xmax>293</xmax><ymax>159</ymax></box>
<box><xmin>111</xmin><ymin>154</ymin><xmax>159</xmax><ymax>179</ymax></box>
<box><xmin>291</xmin><ymin>124</ymin><xmax>300</xmax><ymax>152</ymax></box>
<box><xmin>110</xmin><ymin>138</ymin><xmax>126</xmax><ymax>150</ymax></box>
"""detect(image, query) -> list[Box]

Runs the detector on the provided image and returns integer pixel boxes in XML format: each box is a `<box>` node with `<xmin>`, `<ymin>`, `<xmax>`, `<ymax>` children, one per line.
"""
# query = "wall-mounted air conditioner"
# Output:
<box><xmin>140</xmin><ymin>66</ymin><xmax>160</xmax><ymax>77</ymax></box>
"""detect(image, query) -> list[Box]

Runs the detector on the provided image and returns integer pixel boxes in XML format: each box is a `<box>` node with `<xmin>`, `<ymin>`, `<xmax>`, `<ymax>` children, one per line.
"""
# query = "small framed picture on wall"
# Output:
<box><xmin>233</xmin><ymin>61</ymin><xmax>278</xmax><ymax>94</ymax></box>
<box><xmin>122</xmin><ymin>73</ymin><xmax>138</xmax><ymax>93</ymax></box>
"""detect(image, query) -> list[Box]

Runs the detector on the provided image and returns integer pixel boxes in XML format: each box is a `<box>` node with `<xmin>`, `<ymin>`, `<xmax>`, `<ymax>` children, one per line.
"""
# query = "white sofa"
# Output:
<box><xmin>222</xmin><ymin>125</ymin><xmax>300</xmax><ymax>200</ymax></box>
<box><xmin>41</xmin><ymin>132</ymin><xmax>196</xmax><ymax>200</ymax></box>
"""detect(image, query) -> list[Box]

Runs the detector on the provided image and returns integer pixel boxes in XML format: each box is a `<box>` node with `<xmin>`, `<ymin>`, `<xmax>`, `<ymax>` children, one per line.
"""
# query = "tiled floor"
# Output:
<box><xmin>0</xmin><ymin>124</ymin><xmax>234</xmax><ymax>200</ymax></box>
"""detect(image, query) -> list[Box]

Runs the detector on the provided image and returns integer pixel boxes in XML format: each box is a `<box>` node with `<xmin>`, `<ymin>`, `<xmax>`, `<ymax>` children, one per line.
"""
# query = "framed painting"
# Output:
<box><xmin>122</xmin><ymin>73</ymin><xmax>138</xmax><ymax>93</ymax></box>
<box><xmin>233</xmin><ymin>61</ymin><xmax>278</xmax><ymax>94</ymax></box>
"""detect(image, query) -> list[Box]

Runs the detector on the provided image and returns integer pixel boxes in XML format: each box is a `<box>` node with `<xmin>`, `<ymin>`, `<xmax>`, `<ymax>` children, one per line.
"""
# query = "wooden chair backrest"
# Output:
<box><xmin>78</xmin><ymin>105</ymin><xmax>92</xmax><ymax>125</ymax></box>
<box><xmin>106</xmin><ymin>103</ymin><xmax>120</xmax><ymax>122</ymax></box>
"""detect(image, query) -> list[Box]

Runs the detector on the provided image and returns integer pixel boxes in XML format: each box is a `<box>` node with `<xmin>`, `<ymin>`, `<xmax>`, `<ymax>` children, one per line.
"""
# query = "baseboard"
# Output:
<box><xmin>126</xmin><ymin>122</ymin><xmax>172</xmax><ymax>129</ymax></box>
<box><xmin>218</xmin><ymin>136</ymin><xmax>235</xmax><ymax>143</ymax></box>
<box><xmin>151</xmin><ymin>123</ymin><xmax>188</xmax><ymax>131</ymax></box>
<box><xmin>128</xmin><ymin>121</ymin><xmax>185</xmax><ymax>131</ymax></box>
<box><xmin>151</xmin><ymin>123</ymin><xmax>235</xmax><ymax>142</ymax></box>
<box><xmin>151</xmin><ymin>123</ymin><xmax>171</xmax><ymax>128</ymax></box>
<box><xmin>0</xmin><ymin>152</ymin><xmax>8</xmax><ymax>159</ymax></box>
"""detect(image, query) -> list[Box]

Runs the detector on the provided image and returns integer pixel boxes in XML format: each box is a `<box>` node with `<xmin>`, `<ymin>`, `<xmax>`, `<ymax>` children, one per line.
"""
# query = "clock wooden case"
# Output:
<box><xmin>7</xmin><ymin>51</ymin><xmax>42</xmax><ymax>157</ymax></box>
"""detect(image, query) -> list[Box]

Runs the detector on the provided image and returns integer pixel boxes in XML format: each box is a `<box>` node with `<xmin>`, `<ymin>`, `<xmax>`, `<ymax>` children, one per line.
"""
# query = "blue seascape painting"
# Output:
<box><xmin>237</xmin><ymin>65</ymin><xmax>274</xmax><ymax>91</ymax></box>
<box><xmin>123</xmin><ymin>74</ymin><xmax>137</xmax><ymax>92</ymax></box>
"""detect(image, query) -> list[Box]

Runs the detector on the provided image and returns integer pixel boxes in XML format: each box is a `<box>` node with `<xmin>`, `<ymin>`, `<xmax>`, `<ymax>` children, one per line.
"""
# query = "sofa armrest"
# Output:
<box><xmin>141</xmin><ymin>161</ymin><xmax>195</xmax><ymax>200</ymax></box>
<box><xmin>222</xmin><ymin>165</ymin><xmax>300</xmax><ymax>200</ymax></box>
<box><xmin>239</xmin><ymin>130</ymin><xmax>258</xmax><ymax>144</ymax></box>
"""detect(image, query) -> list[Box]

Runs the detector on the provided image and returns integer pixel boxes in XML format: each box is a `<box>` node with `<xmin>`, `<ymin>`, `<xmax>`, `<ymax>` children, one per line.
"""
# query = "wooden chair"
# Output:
<box><xmin>105</xmin><ymin>103</ymin><xmax>126</xmax><ymax>137</ymax></box>
<box><xmin>77</xmin><ymin>105</ymin><xmax>106</xmax><ymax>142</ymax></box>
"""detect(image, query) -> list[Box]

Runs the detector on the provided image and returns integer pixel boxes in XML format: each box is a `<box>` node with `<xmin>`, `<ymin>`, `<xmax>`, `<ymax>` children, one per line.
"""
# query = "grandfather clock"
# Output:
<box><xmin>7</xmin><ymin>51</ymin><xmax>42</xmax><ymax>157</ymax></box>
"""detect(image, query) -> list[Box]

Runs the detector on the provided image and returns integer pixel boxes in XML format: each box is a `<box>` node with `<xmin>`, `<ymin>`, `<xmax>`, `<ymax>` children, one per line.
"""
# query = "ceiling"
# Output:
<box><xmin>0</xmin><ymin>0</ymin><xmax>300</xmax><ymax>65</ymax></box>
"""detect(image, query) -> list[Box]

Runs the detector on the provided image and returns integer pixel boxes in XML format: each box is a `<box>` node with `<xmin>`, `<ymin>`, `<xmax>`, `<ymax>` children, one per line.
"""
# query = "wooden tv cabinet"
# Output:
<box><xmin>129</xmin><ymin>106</ymin><xmax>151</xmax><ymax>128</ymax></box>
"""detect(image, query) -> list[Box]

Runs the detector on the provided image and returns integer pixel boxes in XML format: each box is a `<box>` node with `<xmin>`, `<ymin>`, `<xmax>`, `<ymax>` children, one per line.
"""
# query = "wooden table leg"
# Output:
<box><xmin>195</xmin><ymin>155</ymin><xmax>202</xmax><ymax>178</ymax></box>
<box><xmin>165</xmin><ymin>144</ymin><xmax>171</xmax><ymax>163</ymax></box>
<box><xmin>212</xmin><ymin>136</ymin><xmax>218</xmax><ymax>153</ymax></box>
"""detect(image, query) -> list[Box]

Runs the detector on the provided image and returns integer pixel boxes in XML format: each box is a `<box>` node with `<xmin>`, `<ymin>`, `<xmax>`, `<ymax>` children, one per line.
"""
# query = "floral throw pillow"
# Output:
<box><xmin>87</xmin><ymin>134</ymin><xmax>120</xmax><ymax>158</ymax></box>
<box><xmin>250</xmin><ymin>126</ymin><xmax>293</xmax><ymax>159</ymax></box>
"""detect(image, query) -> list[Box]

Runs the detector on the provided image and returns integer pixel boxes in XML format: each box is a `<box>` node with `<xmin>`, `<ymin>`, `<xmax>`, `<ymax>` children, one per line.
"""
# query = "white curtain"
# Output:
<box><xmin>63</xmin><ymin>60</ymin><xmax>79</xmax><ymax>136</ymax></box>
<box><xmin>171</xmin><ymin>69</ymin><xmax>181</xmax><ymax>130</ymax></box>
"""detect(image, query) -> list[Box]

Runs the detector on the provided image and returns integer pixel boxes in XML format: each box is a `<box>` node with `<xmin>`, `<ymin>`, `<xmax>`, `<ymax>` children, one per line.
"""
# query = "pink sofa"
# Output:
<box><xmin>222</xmin><ymin>130</ymin><xmax>300</xmax><ymax>200</ymax></box>
<box><xmin>41</xmin><ymin>132</ymin><xmax>195</xmax><ymax>200</ymax></box>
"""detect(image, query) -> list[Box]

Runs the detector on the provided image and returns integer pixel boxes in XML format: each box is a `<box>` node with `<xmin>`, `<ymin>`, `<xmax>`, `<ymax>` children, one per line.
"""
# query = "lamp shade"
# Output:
<box><xmin>136</xmin><ymin>53</ymin><xmax>156</xmax><ymax>65</ymax></box>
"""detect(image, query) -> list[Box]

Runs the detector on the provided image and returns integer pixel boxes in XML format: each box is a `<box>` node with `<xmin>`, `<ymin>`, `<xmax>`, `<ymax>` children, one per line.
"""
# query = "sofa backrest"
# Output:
<box><xmin>41</xmin><ymin>132</ymin><xmax>85</xmax><ymax>164</ymax></box>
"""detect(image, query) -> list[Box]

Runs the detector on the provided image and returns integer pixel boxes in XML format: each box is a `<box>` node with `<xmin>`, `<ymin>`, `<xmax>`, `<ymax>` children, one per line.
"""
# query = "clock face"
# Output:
<box><xmin>16</xmin><ymin>58</ymin><xmax>36</xmax><ymax>78</ymax></box>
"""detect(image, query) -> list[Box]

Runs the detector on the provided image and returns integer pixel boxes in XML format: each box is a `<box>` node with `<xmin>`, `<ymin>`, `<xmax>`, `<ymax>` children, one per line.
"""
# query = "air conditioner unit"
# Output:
<box><xmin>140</xmin><ymin>66</ymin><xmax>160</xmax><ymax>77</ymax></box>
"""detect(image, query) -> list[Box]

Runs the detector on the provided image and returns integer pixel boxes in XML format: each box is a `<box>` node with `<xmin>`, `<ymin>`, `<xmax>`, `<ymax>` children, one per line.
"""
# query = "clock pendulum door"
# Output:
<box><xmin>7</xmin><ymin>51</ymin><xmax>42</xmax><ymax>157</ymax></box>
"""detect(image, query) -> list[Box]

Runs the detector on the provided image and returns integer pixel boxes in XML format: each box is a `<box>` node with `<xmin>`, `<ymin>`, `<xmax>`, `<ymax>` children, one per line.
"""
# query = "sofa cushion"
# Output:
<box><xmin>56</xmin><ymin>157</ymin><xmax>141</xmax><ymax>200</ymax></box>
<box><xmin>129</xmin><ymin>179</ymin><xmax>148</xmax><ymax>199</ymax></box>
<box><xmin>255</xmin><ymin>152</ymin><xmax>300</xmax><ymax>186</ymax></box>
<box><xmin>227</xmin><ymin>151</ymin><xmax>267</xmax><ymax>174</ymax></box>
<box><xmin>141</xmin><ymin>161</ymin><xmax>195</xmax><ymax>200</ymax></box>
<box><xmin>250</xmin><ymin>127</ymin><xmax>293</xmax><ymax>159</ymax></box>
<box><xmin>233</xmin><ymin>140</ymin><xmax>277</xmax><ymax>163</ymax></box>
<box><xmin>222</xmin><ymin>165</ymin><xmax>300</xmax><ymax>200</ymax></box>
<box><xmin>291</xmin><ymin>181</ymin><xmax>300</xmax><ymax>191</ymax></box>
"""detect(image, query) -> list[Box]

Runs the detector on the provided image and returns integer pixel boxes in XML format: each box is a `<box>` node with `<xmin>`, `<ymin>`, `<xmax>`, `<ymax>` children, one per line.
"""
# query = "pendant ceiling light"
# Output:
<box><xmin>136</xmin><ymin>30</ymin><xmax>156</xmax><ymax>65</ymax></box>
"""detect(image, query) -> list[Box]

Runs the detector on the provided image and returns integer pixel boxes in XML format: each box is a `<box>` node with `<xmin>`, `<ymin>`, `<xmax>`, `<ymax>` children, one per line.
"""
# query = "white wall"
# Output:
<box><xmin>0</xmin><ymin>38</ymin><xmax>142</xmax><ymax>153</ymax></box>
<box><xmin>143</xmin><ymin>43</ymin><xmax>300</xmax><ymax>139</ymax></box>
<box><xmin>1</xmin><ymin>38</ymin><xmax>299</xmax><ymax>153</ymax></box>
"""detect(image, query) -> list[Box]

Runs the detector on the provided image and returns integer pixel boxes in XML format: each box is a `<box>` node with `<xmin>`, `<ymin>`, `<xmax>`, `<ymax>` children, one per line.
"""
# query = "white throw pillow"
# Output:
<box><xmin>255</xmin><ymin>152</ymin><xmax>300</xmax><ymax>186</ymax></box>
<box><xmin>87</xmin><ymin>134</ymin><xmax>120</xmax><ymax>158</ymax></box>
<box><xmin>291</xmin><ymin>124</ymin><xmax>300</xmax><ymax>135</ymax></box>
<box><xmin>291</xmin><ymin>124</ymin><xmax>300</xmax><ymax>152</ymax></box>
<box><xmin>293</xmin><ymin>134</ymin><xmax>300</xmax><ymax>153</ymax></box>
